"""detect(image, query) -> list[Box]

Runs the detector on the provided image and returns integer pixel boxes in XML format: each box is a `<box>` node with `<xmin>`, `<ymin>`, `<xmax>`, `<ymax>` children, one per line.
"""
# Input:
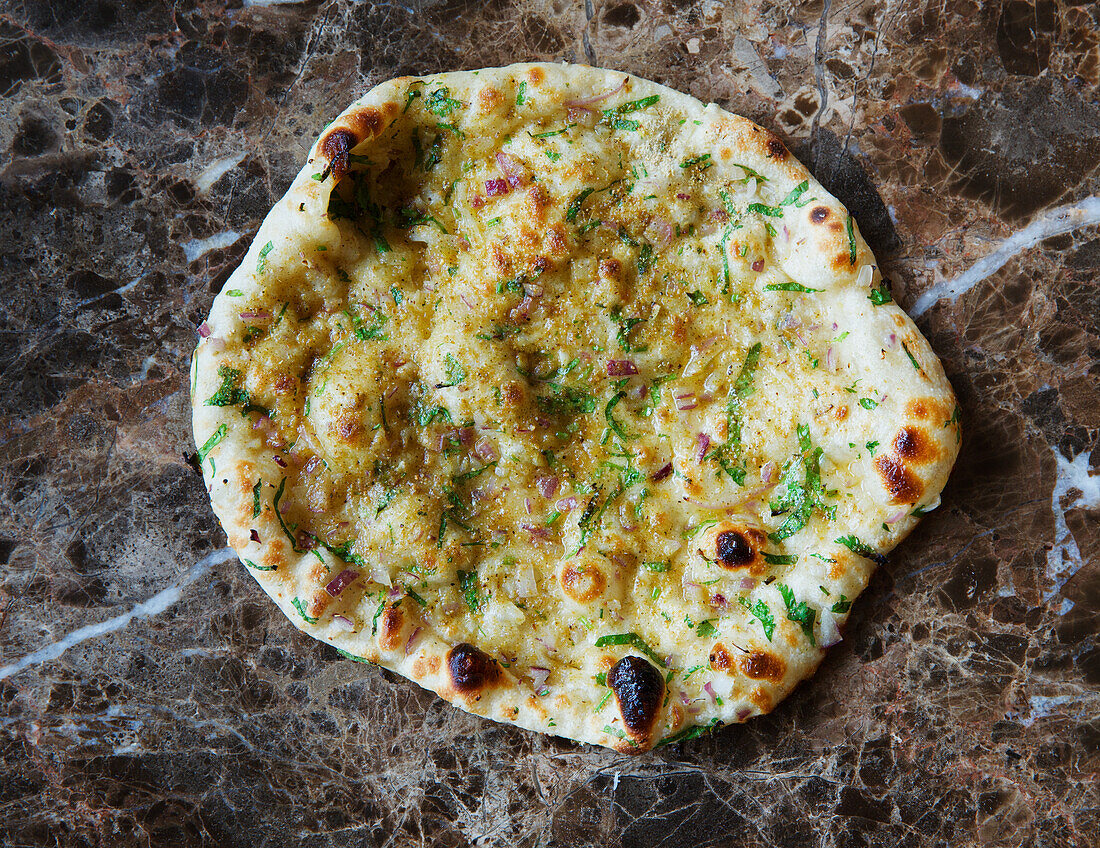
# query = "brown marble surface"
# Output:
<box><xmin>2</xmin><ymin>1</ymin><xmax>1098</xmax><ymax>845</ymax></box>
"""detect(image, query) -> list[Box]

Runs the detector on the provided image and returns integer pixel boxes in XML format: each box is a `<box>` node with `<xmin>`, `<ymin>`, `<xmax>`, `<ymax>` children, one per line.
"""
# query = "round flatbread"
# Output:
<box><xmin>191</xmin><ymin>63</ymin><xmax>960</xmax><ymax>752</ymax></box>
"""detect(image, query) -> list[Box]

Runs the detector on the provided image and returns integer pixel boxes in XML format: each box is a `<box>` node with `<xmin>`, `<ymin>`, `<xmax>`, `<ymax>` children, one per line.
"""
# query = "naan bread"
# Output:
<box><xmin>191</xmin><ymin>63</ymin><xmax>960</xmax><ymax>752</ymax></box>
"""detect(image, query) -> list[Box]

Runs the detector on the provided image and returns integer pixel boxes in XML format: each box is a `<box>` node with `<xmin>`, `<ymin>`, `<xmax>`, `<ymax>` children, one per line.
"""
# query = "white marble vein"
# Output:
<box><xmin>0</xmin><ymin>548</ymin><xmax>237</xmax><ymax>681</ymax></box>
<box><xmin>1045</xmin><ymin>449</ymin><xmax>1100</xmax><ymax>601</ymax></box>
<box><xmin>182</xmin><ymin>230</ymin><xmax>243</xmax><ymax>263</ymax></box>
<box><xmin>910</xmin><ymin>196</ymin><xmax>1100</xmax><ymax>317</ymax></box>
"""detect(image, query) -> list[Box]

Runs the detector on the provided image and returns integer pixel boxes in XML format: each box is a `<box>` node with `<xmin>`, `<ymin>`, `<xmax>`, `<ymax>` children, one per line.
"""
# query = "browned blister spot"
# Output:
<box><xmin>766</xmin><ymin>137</ymin><xmax>788</xmax><ymax>159</ymax></box>
<box><xmin>490</xmin><ymin>243</ymin><xmax>510</xmax><ymax>275</ymax></box>
<box><xmin>906</xmin><ymin>398</ymin><xmax>930</xmax><ymax>419</ymax></box>
<box><xmin>749</xmin><ymin>686</ymin><xmax>774</xmax><ymax>713</ymax></box>
<box><xmin>334</xmin><ymin>412</ymin><xmax>361</xmax><ymax>442</ymax></box>
<box><xmin>378</xmin><ymin>605</ymin><xmax>405</xmax><ymax>651</ymax></box>
<box><xmin>526</xmin><ymin>66</ymin><xmax>545</xmax><ymax>84</ymax></box>
<box><xmin>477</xmin><ymin>86</ymin><xmax>503</xmax><ymax>112</ymax></box>
<box><xmin>547</xmin><ymin>226</ymin><xmax>568</xmax><ymax>255</ymax></box>
<box><xmin>412</xmin><ymin>654</ymin><xmax>440</xmax><ymax>678</ymax></box>
<box><xmin>607</xmin><ymin>655</ymin><xmax>664</xmax><ymax>748</ymax></box>
<box><xmin>501</xmin><ymin>381</ymin><xmax>525</xmax><ymax>409</ymax></box>
<box><xmin>447</xmin><ymin>643</ymin><xmax>501</xmax><ymax>695</ymax></box>
<box><xmin>709</xmin><ymin>644</ymin><xmax>733</xmax><ymax>672</ymax></box>
<box><xmin>893</xmin><ymin>426</ymin><xmax>937</xmax><ymax>464</ymax></box>
<box><xmin>599</xmin><ymin>258</ymin><xmax>623</xmax><ymax>281</ymax></box>
<box><xmin>560</xmin><ymin>561</ymin><xmax>606</xmax><ymax>603</ymax></box>
<box><xmin>525</xmin><ymin>184</ymin><xmax>548</xmax><ymax>224</ymax></box>
<box><xmin>719</xmin><ymin>146</ymin><xmax>732</xmax><ymax>160</ymax></box>
<box><xmin>810</xmin><ymin>206</ymin><xmax>830</xmax><ymax>223</ymax></box>
<box><xmin>274</xmin><ymin>374</ymin><xmax>297</xmax><ymax>395</ymax></box>
<box><xmin>874</xmin><ymin>454</ymin><xmax>924</xmax><ymax>503</ymax></box>
<box><xmin>308</xmin><ymin>562</ymin><xmax>327</xmax><ymax>584</ymax></box>
<box><xmin>740</xmin><ymin>651</ymin><xmax>786</xmax><ymax>682</ymax></box>
<box><xmin>834</xmin><ymin>404</ymin><xmax>849</xmax><ymax>421</ymax></box>
<box><xmin>307</xmin><ymin>589</ymin><xmax>331</xmax><ymax>620</ymax></box>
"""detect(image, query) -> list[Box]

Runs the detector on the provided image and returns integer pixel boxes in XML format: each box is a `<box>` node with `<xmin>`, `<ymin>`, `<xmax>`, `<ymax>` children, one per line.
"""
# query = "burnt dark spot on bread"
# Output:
<box><xmin>709</xmin><ymin>643</ymin><xmax>733</xmax><ymax>672</ymax></box>
<box><xmin>716</xmin><ymin>530</ymin><xmax>754</xmax><ymax>567</ymax></box>
<box><xmin>766</xmin><ymin>137</ymin><xmax>788</xmax><ymax>159</ymax></box>
<box><xmin>740</xmin><ymin>650</ymin><xmax>786</xmax><ymax>682</ymax></box>
<box><xmin>893</xmin><ymin>426</ymin><xmax>936</xmax><ymax>464</ymax></box>
<box><xmin>874</xmin><ymin>454</ymin><xmax>923</xmax><ymax>503</ymax></box>
<box><xmin>447</xmin><ymin>643</ymin><xmax>500</xmax><ymax>694</ymax></box>
<box><xmin>607</xmin><ymin>655</ymin><xmax>664</xmax><ymax>740</ymax></box>
<box><xmin>810</xmin><ymin>206</ymin><xmax>830</xmax><ymax>223</ymax></box>
<box><xmin>320</xmin><ymin>128</ymin><xmax>358</xmax><ymax>179</ymax></box>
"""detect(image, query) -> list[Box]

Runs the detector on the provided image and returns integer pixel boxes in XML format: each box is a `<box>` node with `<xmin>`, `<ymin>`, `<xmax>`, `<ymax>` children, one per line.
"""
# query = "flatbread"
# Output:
<box><xmin>191</xmin><ymin>63</ymin><xmax>960</xmax><ymax>752</ymax></box>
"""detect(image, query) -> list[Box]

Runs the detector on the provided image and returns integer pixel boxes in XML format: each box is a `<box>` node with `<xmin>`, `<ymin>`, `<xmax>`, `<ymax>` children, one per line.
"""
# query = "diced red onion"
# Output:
<box><xmin>737</xmin><ymin>707</ymin><xmax>752</xmax><ymax>721</ymax></box>
<box><xmin>781</xmin><ymin>224</ymin><xmax>790</xmax><ymax>242</ymax></box>
<box><xmin>523</xmin><ymin>281</ymin><xmax>544</xmax><ymax>297</ymax></box>
<box><xmin>682</xmin><ymin>579</ymin><xmax>703</xmax><ymax>591</ymax></box>
<box><xmin>709</xmin><ymin>209</ymin><xmax>729</xmax><ymax>223</ymax></box>
<box><xmin>695</xmin><ymin>433</ymin><xmax>712</xmax><ymax>462</ymax></box>
<box><xmin>522</xmin><ymin>523</ymin><xmax>551</xmax><ymax>540</ymax></box>
<box><xmin>886</xmin><ymin>509</ymin><xmax>906</xmax><ymax>524</ymax></box>
<box><xmin>239</xmin><ymin>310</ymin><xmax>271</xmax><ymax>320</ymax></box>
<box><xmin>530</xmin><ymin>666</ymin><xmax>551</xmax><ymax>690</ymax></box>
<box><xmin>536</xmin><ymin>476</ymin><xmax>560</xmax><ymax>498</ymax></box>
<box><xmin>485</xmin><ymin>178</ymin><xmax>509</xmax><ymax>197</ymax></box>
<box><xmin>387</xmin><ymin>585</ymin><xmax>403</xmax><ymax>600</ymax></box>
<box><xmin>819</xmin><ymin>611</ymin><xmax>842</xmax><ymax>648</ymax></box>
<box><xmin>474</xmin><ymin>437</ymin><xmax>498</xmax><ymax>462</ymax></box>
<box><xmin>296</xmin><ymin>531</ymin><xmax>317</xmax><ymax>550</ymax></box>
<box><xmin>751</xmin><ymin>259</ymin><xmax>765</xmax><ymax>273</ymax></box>
<box><xmin>495</xmin><ymin>151</ymin><xmax>530</xmax><ymax>188</ymax></box>
<box><xmin>273</xmin><ymin>455</ymin><xmax>287</xmax><ymax>468</ymax></box>
<box><xmin>324</xmin><ymin>568</ymin><xmax>359</xmax><ymax>597</ymax></box>
<box><xmin>688</xmin><ymin>703</ymin><xmax>703</xmax><ymax>715</ymax></box>
<box><xmin>333</xmin><ymin>614</ymin><xmax>356</xmax><ymax>632</ymax></box>
<box><xmin>761</xmin><ymin>461</ymin><xmax>777</xmax><ymax>484</ymax></box>
<box><xmin>607</xmin><ymin>360</ymin><xmax>638</xmax><ymax>376</ymax></box>
<box><xmin>675</xmin><ymin>395</ymin><xmax>697</xmax><ymax>412</ymax></box>
<box><xmin>563</xmin><ymin>78</ymin><xmax>625</xmax><ymax>107</ymax></box>
<box><xmin>303</xmin><ymin>456</ymin><xmax>321</xmax><ymax>476</ymax></box>
<box><xmin>653</xmin><ymin>463</ymin><xmax>673</xmax><ymax>482</ymax></box>
<box><xmin>778</xmin><ymin>312</ymin><xmax>800</xmax><ymax>331</ymax></box>
<box><xmin>710</xmin><ymin>593</ymin><xmax>729</xmax><ymax>611</ymax></box>
<box><xmin>885</xmin><ymin>332</ymin><xmax>898</xmax><ymax>350</ymax></box>
<box><xmin>703</xmin><ymin>682</ymin><xmax>718</xmax><ymax>702</ymax></box>
<box><xmin>460</xmin><ymin>293</ymin><xmax>474</xmax><ymax>309</ymax></box>
<box><xmin>197</xmin><ymin>321</ymin><xmax>211</xmax><ymax>338</ymax></box>
<box><xmin>525</xmin><ymin>497</ymin><xmax>532</xmax><ymax>515</ymax></box>
<box><xmin>676</xmin><ymin>192</ymin><xmax>691</xmax><ymax>201</ymax></box>
<box><xmin>826</xmin><ymin>346</ymin><xmax>836</xmax><ymax>370</ymax></box>
<box><xmin>250</xmin><ymin>529</ymin><xmax>260</xmax><ymax>543</ymax></box>
<box><xmin>555</xmin><ymin>496</ymin><xmax>578</xmax><ymax>512</ymax></box>
<box><xmin>645</xmin><ymin>218</ymin><xmax>674</xmax><ymax>250</ymax></box>
<box><xmin>739</xmin><ymin>576</ymin><xmax>756</xmax><ymax>590</ymax></box>
<box><xmin>405</xmin><ymin>626</ymin><xmax>423</xmax><ymax>656</ymax></box>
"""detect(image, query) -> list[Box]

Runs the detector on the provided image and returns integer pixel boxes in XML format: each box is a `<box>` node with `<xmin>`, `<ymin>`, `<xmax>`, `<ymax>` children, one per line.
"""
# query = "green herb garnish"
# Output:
<box><xmin>197</xmin><ymin>424</ymin><xmax>227</xmax><ymax>468</ymax></box>
<box><xmin>777</xmin><ymin>584</ymin><xmax>815</xmax><ymax>644</ymax></box>
<box><xmin>594</xmin><ymin>632</ymin><xmax>666</xmax><ymax>667</ymax></box>
<box><xmin>205</xmin><ymin>366</ymin><xmax>249</xmax><ymax>407</ymax></box>
<box><xmin>291</xmin><ymin>596</ymin><xmax>317</xmax><ymax>624</ymax></box>
<box><xmin>765</xmin><ymin>282</ymin><xmax>822</xmax><ymax>293</ymax></box>
<box><xmin>739</xmin><ymin>596</ymin><xmax>775</xmax><ymax>640</ymax></box>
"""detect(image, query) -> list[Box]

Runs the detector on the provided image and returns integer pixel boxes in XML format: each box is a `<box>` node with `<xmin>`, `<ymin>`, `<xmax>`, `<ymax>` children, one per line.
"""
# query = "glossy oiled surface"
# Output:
<box><xmin>1</xmin><ymin>1</ymin><xmax>1097</xmax><ymax>846</ymax></box>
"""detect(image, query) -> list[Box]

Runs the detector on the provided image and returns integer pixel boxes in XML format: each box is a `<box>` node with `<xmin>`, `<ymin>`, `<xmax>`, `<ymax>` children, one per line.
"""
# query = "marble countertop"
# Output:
<box><xmin>2</xmin><ymin>1</ymin><xmax>1098</xmax><ymax>845</ymax></box>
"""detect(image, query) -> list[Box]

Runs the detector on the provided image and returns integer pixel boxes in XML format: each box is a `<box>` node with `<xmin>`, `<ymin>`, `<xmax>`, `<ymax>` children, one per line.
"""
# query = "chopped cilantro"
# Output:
<box><xmin>679</xmin><ymin>154</ymin><xmax>712</xmax><ymax>169</ymax></box>
<box><xmin>291</xmin><ymin>596</ymin><xmax>318</xmax><ymax>624</ymax></box>
<box><xmin>768</xmin><ymin>424</ymin><xmax>829</xmax><ymax>542</ymax></box>
<box><xmin>865</xmin><ymin>440</ymin><xmax>879</xmax><ymax>455</ymax></box>
<box><xmin>405</xmin><ymin>588</ymin><xmax>428</xmax><ymax>607</ymax></box>
<box><xmin>425</xmin><ymin>86</ymin><xmax>461</xmax><ymax>116</ymax></box>
<box><xmin>695</xmin><ymin>619</ymin><xmax>719</xmax><ymax>639</ymax></box>
<box><xmin>656</xmin><ymin>718</ymin><xmax>722</xmax><ymax>747</ymax></box>
<box><xmin>205</xmin><ymin>366</ymin><xmax>249</xmax><ymax>407</ymax></box>
<box><xmin>593</xmin><ymin>632</ymin><xmax>666</xmax><ymax>667</ymax></box>
<box><xmin>902</xmin><ymin>341</ymin><xmax>923</xmax><ymax>372</ymax></box>
<box><xmin>869</xmin><ymin>283</ymin><xmax>892</xmax><ymax>305</ymax></box>
<box><xmin>336</xmin><ymin>648</ymin><xmax>372</xmax><ymax>663</ymax></box>
<box><xmin>441</xmin><ymin>354</ymin><xmax>466</xmax><ymax>387</ymax></box>
<box><xmin>762</xmin><ymin>552</ymin><xmax>797</xmax><ymax>565</ymax></box>
<box><xmin>746</xmin><ymin>202</ymin><xmax>784</xmax><ymax>217</ymax></box>
<box><xmin>273</xmin><ymin>477</ymin><xmax>304</xmax><ymax>553</ymax></box>
<box><xmin>836</xmin><ymin>534</ymin><xmax>886</xmax><ymax>565</ymax></box>
<box><xmin>831</xmin><ymin>594</ymin><xmax>852</xmax><ymax>614</ymax></box>
<box><xmin>566</xmin><ymin>188</ymin><xmax>595</xmax><ymax>223</ymax></box>
<box><xmin>604</xmin><ymin>391</ymin><xmax>634</xmax><ymax>441</ymax></box>
<box><xmin>765</xmin><ymin>282</ymin><xmax>822</xmax><ymax>293</ymax></box>
<box><xmin>739</xmin><ymin>596</ymin><xmax>775</xmax><ymax>640</ymax></box>
<box><xmin>244</xmin><ymin>559</ymin><xmax>275</xmax><ymax>571</ymax></box>
<box><xmin>846</xmin><ymin>215</ymin><xmax>857</xmax><ymax>265</ymax></box>
<box><xmin>641</xmin><ymin>561</ymin><xmax>669</xmax><ymax>573</ymax></box>
<box><xmin>391</xmin><ymin>286</ymin><xmax>403</xmax><ymax>305</ymax></box>
<box><xmin>732</xmin><ymin>342</ymin><xmax>763</xmax><ymax>401</ymax></box>
<box><xmin>731</xmin><ymin>162</ymin><xmax>768</xmax><ymax>182</ymax></box>
<box><xmin>595</xmin><ymin>690</ymin><xmax>613</xmax><ymax>712</ymax></box>
<box><xmin>777</xmin><ymin>584</ymin><xmax>816</xmax><ymax>644</ymax></box>
<box><xmin>252</xmin><ymin>479</ymin><xmax>262</xmax><ymax>519</ymax></box>
<box><xmin>530</xmin><ymin>124</ymin><xmax>575</xmax><ymax>139</ymax></box>
<box><xmin>516</xmin><ymin>81</ymin><xmax>527</xmax><ymax>106</ymax></box>
<box><xmin>779</xmin><ymin>180</ymin><xmax>809</xmax><ymax>206</ymax></box>
<box><xmin>197</xmin><ymin>424</ymin><xmax>227</xmax><ymax>468</ymax></box>
<box><xmin>415</xmin><ymin>402</ymin><xmax>453</xmax><ymax>427</ymax></box>
<box><xmin>611</xmin><ymin>306</ymin><xmax>646</xmax><ymax>353</ymax></box>
<box><xmin>636</xmin><ymin>242</ymin><xmax>655</xmax><ymax>275</ymax></box>
<box><xmin>351</xmin><ymin>309</ymin><xmax>389</xmax><ymax>341</ymax></box>
<box><xmin>687</xmin><ymin>290</ymin><xmax>709</xmax><ymax>306</ymax></box>
<box><xmin>256</xmin><ymin>241</ymin><xmax>274</xmax><ymax>274</ymax></box>
<box><xmin>457</xmin><ymin>570</ymin><xmax>485</xmax><ymax>614</ymax></box>
<box><xmin>859</xmin><ymin>397</ymin><xmax>879</xmax><ymax>410</ymax></box>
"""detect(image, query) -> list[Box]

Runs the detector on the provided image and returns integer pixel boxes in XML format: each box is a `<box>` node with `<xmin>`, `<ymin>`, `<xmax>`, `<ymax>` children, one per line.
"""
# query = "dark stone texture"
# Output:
<box><xmin>0</xmin><ymin>1</ymin><xmax>1097</xmax><ymax>847</ymax></box>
